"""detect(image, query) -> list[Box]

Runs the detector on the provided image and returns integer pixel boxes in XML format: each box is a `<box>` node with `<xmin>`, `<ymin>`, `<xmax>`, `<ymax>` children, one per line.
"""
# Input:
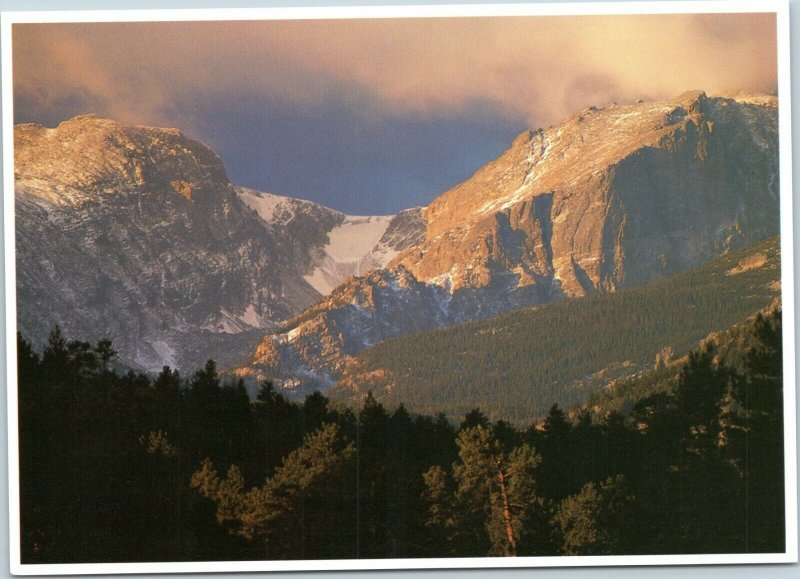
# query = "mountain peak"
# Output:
<box><xmin>417</xmin><ymin>91</ymin><xmax>771</xmax><ymax>244</ymax></box>
<box><xmin>399</xmin><ymin>91</ymin><xmax>778</xmax><ymax>295</ymax></box>
<box><xmin>235</xmin><ymin>90</ymin><xmax>778</xmax><ymax>395</ymax></box>
<box><xmin>15</xmin><ymin>114</ymin><xmax>227</xmax><ymax>206</ymax></box>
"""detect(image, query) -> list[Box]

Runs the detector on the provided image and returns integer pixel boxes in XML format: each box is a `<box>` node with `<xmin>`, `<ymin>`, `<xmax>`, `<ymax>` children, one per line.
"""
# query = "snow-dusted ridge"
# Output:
<box><xmin>303</xmin><ymin>215</ymin><xmax>395</xmax><ymax>294</ymax></box>
<box><xmin>14</xmin><ymin>116</ymin><xmax>340</xmax><ymax>373</ymax></box>
<box><xmin>236</xmin><ymin>187</ymin><xmax>422</xmax><ymax>296</ymax></box>
<box><xmin>238</xmin><ymin>91</ymin><xmax>780</xmax><ymax>396</ymax></box>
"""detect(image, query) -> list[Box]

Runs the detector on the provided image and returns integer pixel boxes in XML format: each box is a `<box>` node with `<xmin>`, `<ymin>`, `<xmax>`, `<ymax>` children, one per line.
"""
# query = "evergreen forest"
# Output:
<box><xmin>332</xmin><ymin>236</ymin><xmax>781</xmax><ymax>421</ymax></box>
<box><xmin>17</xmin><ymin>305</ymin><xmax>785</xmax><ymax>563</ymax></box>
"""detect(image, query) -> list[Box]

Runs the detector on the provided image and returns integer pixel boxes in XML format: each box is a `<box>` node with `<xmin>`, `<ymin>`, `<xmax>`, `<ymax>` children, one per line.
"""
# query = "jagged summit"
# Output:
<box><xmin>14</xmin><ymin>114</ymin><xmax>425</xmax><ymax>372</ymax></box>
<box><xmin>395</xmin><ymin>91</ymin><xmax>778</xmax><ymax>295</ymax></box>
<box><xmin>14</xmin><ymin>91</ymin><xmax>778</xmax><ymax>382</ymax></box>
<box><xmin>14</xmin><ymin>115</ymin><xmax>228</xmax><ymax>206</ymax></box>
<box><xmin>239</xmin><ymin>91</ymin><xmax>779</xmax><ymax>394</ymax></box>
<box><xmin>421</xmin><ymin>90</ymin><xmax>720</xmax><ymax>239</ymax></box>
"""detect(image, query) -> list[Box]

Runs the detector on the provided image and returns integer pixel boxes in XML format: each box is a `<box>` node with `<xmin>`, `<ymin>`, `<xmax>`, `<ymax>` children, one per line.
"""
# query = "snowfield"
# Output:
<box><xmin>302</xmin><ymin>215</ymin><xmax>395</xmax><ymax>294</ymax></box>
<box><xmin>236</xmin><ymin>187</ymin><xmax>401</xmax><ymax>296</ymax></box>
<box><xmin>325</xmin><ymin>215</ymin><xmax>393</xmax><ymax>262</ymax></box>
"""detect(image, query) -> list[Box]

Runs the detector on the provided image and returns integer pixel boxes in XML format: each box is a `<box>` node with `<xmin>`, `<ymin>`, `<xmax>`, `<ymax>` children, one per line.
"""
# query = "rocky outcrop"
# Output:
<box><xmin>236</xmin><ymin>266</ymin><xmax>451</xmax><ymax>390</ymax></box>
<box><xmin>15</xmin><ymin>116</ymin><xmax>418</xmax><ymax>372</ymax></box>
<box><xmin>397</xmin><ymin>91</ymin><xmax>778</xmax><ymax>296</ymax></box>
<box><xmin>240</xmin><ymin>92</ymin><xmax>779</xmax><ymax>395</ymax></box>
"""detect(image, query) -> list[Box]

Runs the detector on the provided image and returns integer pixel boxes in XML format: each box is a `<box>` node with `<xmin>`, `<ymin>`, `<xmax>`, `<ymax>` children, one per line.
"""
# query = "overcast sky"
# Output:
<box><xmin>12</xmin><ymin>12</ymin><xmax>776</xmax><ymax>214</ymax></box>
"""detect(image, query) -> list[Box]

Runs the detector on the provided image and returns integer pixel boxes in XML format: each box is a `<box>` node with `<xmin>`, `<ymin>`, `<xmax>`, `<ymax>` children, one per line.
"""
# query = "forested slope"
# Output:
<box><xmin>332</xmin><ymin>236</ymin><xmax>781</xmax><ymax>421</ymax></box>
<box><xmin>17</xmin><ymin>305</ymin><xmax>785</xmax><ymax>561</ymax></box>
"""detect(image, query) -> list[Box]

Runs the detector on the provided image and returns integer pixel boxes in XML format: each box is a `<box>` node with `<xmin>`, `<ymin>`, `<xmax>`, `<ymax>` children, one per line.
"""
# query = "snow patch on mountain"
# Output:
<box><xmin>326</xmin><ymin>215</ymin><xmax>393</xmax><ymax>262</ymax></box>
<box><xmin>242</xmin><ymin>305</ymin><xmax>263</xmax><ymax>327</ymax></box>
<box><xmin>303</xmin><ymin>215</ymin><xmax>394</xmax><ymax>294</ymax></box>
<box><xmin>235</xmin><ymin>187</ymin><xmax>424</xmax><ymax>297</ymax></box>
<box><xmin>151</xmin><ymin>341</ymin><xmax>177</xmax><ymax>369</ymax></box>
<box><xmin>236</xmin><ymin>187</ymin><xmax>393</xmax><ymax>294</ymax></box>
<box><xmin>237</xmin><ymin>188</ymin><xmax>290</xmax><ymax>221</ymax></box>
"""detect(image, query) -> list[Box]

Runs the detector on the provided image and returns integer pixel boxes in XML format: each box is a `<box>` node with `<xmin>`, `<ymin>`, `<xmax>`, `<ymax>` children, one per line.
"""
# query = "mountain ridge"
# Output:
<box><xmin>331</xmin><ymin>235</ymin><xmax>782</xmax><ymax>421</ymax></box>
<box><xmin>237</xmin><ymin>91</ymin><xmax>779</xmax><ymax>395</ymax></box>
<box><xmin>15</xmin><ymin>91</ymin><xmax>778</xmax><ymax>379</ymax></box>
<box><xmin>394</xmin><ymin>91</ymin><xmax>777</xmax><ymax>294</ymax></box>
<box><xmin>14</xmin><ymin>115</ymin><xmax>421</xmax><ymax>371</ymax></box>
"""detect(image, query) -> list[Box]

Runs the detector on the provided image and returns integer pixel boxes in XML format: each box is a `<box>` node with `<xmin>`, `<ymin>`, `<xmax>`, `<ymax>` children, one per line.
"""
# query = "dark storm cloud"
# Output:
<box><xmin>12</xmin><ymin>13</ymin><xmax>777</xmax><ymax>213</ymax></box>
<box><xmin>191</xmin><ymin>91</ymin><xmax>523</xmax><ymax>214</ymax></box>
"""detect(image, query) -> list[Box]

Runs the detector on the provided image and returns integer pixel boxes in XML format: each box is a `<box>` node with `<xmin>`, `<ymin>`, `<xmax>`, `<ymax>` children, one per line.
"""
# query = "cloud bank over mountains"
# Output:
<box><xmin>13</xmin><ymin>13</ymin><xmax>776</xmax><ymax>213</ymax></box>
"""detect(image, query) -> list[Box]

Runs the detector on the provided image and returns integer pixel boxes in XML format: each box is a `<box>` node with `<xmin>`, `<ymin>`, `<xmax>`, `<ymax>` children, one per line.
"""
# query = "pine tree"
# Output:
<box><xmin>554</xmin><ymin>475</ymin><xmax>634</xmax><ymax>555</ymax></box>
<box><xmin>191</xmin><ymin>423</ymin><xmax>356</xmax><ymax>559</ymax></box>
<box><xmin>726</xmin><ymin>311</ymin><xmax>785</xmax><ymax>552</ymax></box>
<box><xmin>355</xmin><ymin>391</ymin><xmax>391</xmax><ymax>557</ymax></box>
<box><xmin>424</xmin><ymin>424</ymin><xmax>543</xmax><ymax>556</ymax></box>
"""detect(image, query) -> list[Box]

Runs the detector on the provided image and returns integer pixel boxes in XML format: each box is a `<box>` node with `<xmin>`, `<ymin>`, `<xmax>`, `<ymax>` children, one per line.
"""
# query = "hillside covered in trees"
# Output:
<box><xmin>331</xmin><ymin>236</ymin><xmax>781</xmax><ymax>421</ymax></box>
<box><xmin>17</xmin><ymin>304</ymin><xmax>785</xmax><ymax>563</ymax></box>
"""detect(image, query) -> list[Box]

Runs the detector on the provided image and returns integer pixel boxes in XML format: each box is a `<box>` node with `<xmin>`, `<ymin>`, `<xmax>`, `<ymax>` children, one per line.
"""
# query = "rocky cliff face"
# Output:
<box><xmin>15</xmin><ymin>115</ymin><xmax>418</xmax><ymax>372</ymax></box>
<box><xmin>240</xmin><ymin>266</ymin><xmax>451</xmax><ymax>390</ymax></box>
<box><xmin>399</xmin><ymin>91</ymin><xmax>778</xmax><ymax>296</ymax></box>
<box><xmin>239</xmin><ymin>92</ymin><xmax>779</xmax><ymax>394</ymax></box>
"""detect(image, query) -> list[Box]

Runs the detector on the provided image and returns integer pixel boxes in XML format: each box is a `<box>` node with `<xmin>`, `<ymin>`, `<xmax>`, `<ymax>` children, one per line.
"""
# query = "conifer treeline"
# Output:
<box><xmin>17</xmin><ymin>309</ymin><xmax>785</xmax><ymax>563</ymax></box>
<box><xmin>332</xmin><ymin>236</ymin><xmax>781</xmax><ymax>421</ymax></box>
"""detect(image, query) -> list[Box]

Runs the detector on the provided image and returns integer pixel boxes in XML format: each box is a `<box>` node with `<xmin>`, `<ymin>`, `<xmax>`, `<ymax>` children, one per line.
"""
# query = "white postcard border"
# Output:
<box><xmin>1</xmin><ymin>0</ymin><xmax>795</xmax><ymax>575</ymax></box>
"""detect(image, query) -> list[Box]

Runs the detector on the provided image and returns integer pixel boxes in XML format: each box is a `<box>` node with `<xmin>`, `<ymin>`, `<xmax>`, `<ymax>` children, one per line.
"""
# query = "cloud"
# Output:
<box><xmin>10</xmin><ymin>13</ymin><xmax>778</xmax><ymax>213</ymax></box>
<box><xmin>186</xmin><ymin>91</ymin><xmax>522</xmax><ymax>214</ymax></box>
<box><xmin>13</xmin><ymin>12</ymin><xmax>776</xmax><ymax>133</ymax></box>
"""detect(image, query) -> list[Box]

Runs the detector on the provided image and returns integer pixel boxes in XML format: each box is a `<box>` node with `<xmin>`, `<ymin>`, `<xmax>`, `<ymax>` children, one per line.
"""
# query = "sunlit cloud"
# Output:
<box><xmin>13</xmin><ymin>13</ymin><xmax>776</xmax><ymax>131</ymax></box>
<box><xmin>11</xmin><ymin>13</ymin><xmax>776</xmax><ymax>214</ymax></box>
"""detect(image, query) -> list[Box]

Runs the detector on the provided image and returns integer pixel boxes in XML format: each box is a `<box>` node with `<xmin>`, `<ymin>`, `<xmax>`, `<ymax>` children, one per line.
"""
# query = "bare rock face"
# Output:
<box><xmin>241</xmin><ymin>92</ymin><xmax>779</xmax><ymax>395</ymax></box>
<box><xmin>16</xmin><ymin>116</ymin><xmax>314</xmax><ymax>371</ymax></box>
<box><xmin>397</xmin><ymin>91</ymin><xmax>778</xmax><ymax>296</ymax></box>
<box><xmin>15</xmin><ymin>116</ymin><xmax>419</xmax><ymax>372</ymax></box>
<box><xmin>236</xmin><ymin>266</ymin><xmax>451</xmax><ymax>389</ymax></box>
